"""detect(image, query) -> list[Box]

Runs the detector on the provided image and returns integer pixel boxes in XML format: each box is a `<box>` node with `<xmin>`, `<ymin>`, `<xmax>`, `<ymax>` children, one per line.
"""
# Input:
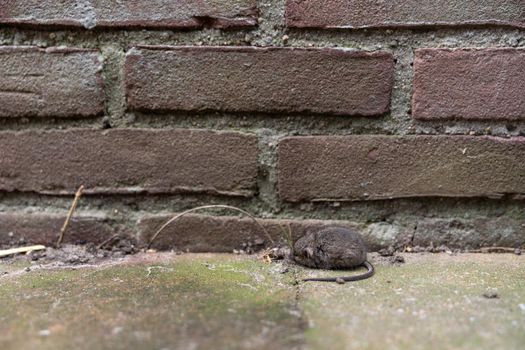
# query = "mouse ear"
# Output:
<box><xmin>304</xmin><ymin>247</ymin><xmax>314</xmax><ymax>258</ymax></box>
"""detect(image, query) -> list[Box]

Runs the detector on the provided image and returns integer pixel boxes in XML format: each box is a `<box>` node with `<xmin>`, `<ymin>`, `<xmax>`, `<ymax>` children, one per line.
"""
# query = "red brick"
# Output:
<box><xmin>0</xmin><ymin>0</ymin><xmax>257</xmax><ymax>29</ymax></box>
<box><xmin>125</xmin><ymin>46</ymin><xmax>394</xmax><ymax>116</ymax></box>
<box><xmin>285</xmin><ymin>0</ymin><xmax>525</xmax><ymax>29</ymax></box>
<box><xmin>413</xmin><ymin>48</ymin><xmax>525</xmax><ymax>120</ymax></box>
<box><xmin>413</xmin><ymin>217</ymin><xmax>525</xmax><ymax>249</ymax></box>
<box><xmin>0</xmin><ymin>47</ymin><xmax>104</xmax><ymax>118</ymax></box>
<box><xmin>278</xmin><ymin>135</ymin><xmax>525</xmax><ymax>201</ymax></box>
<box><xmin>0</xmin><ymin>212</ymin><xmax>116</xmax><ymax>245</ymax></box>
<box><xmin>0</xmin><ymin>129</ymin><xmax>258</xmax><ymax>196</ymax></box>
<box><xmin>139</xmin><ymin>214</ymin><xmax>368</xmax><ymax>251</ymax></box>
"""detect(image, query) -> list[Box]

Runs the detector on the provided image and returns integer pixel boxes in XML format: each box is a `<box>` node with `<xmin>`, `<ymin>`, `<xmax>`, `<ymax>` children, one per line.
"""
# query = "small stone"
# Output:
<box><xmin>66</xmin><ymin>255</ymin><xmax>80</xmax><ymax>263</ymax></box>
<box><xmin>102</xmin><ymin>116</ymin><xmax>111</xmax><ymax>129</ymax></box>
<box><xmin>38</xmin><ymin>329</ymin><xmax>51</xmax><ymax>337</ymax></box>
<box><xmin>280</xmin><ymin>267</ymin><xmax>289</xmax><ymax>274</ymax></box>
<box><xmin>514</xmin><ymin>248</ymin><xmax>521</xmax><ymax>255</ymax></box>
<box><xmin>379</xmin><ymin>246</ymin><xmax>395</xmax><ymax>256</ymax></box>
<box><xmin>28</xmin><ymin>251</ymin><xmax>41</xmax><ymax>261</ymax></box>
<box><xmin>390</xmin><ymin>255</ymin><xmax>405</xmax><ymax>264</ymax></box>
<box><xmin>24</xmin><ymin>267</ymin><xmax>31</xmax><ymax>272</ymax></box>
<box><xmin>483</xmin><ymin>289</ymin><xmax>499</xmax><ymax>299</ymax></box>
<box><xmin>335</xmin><ymin>277</ymin><xmax>346</xmax><ymax>284</ymax></box>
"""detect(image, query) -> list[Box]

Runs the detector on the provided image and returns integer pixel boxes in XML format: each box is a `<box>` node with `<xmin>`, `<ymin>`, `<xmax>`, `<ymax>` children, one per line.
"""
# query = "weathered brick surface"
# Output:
<box><xmin>0</xmin><ymin>0</ymin><xmax>257</xmax><ymax>29</ymax></box>
<box><xmin>138</xmin><ymin>214</ymin><xmax>373</xmax><ymax>251</ymax></box>
<box><xmin>278</xmin><ymin>136</ymin><xmax>525</xmax><ymax>201</ymax></box>
<box><xmin>125</xmin><ymin>46</ymin><xmax>394</xmax><ymax>116</ymax></box>
<box><xmin>0</xmin><ymin>47</ymin><xmax>104</xmax><ymax>118</ymax></box>
<box><xmin>413</xmin><ymin>48</ymin><xmax>525</xmax><ymax>120</ymax></box>
<box><xmin>414</xmin><ymin>217</ymin><xmax>525</xmax><ymax>249</ymax></box>
<box><xmin>0</xmin><ymin>129</ymin><xmax>258</xmax><ymax>196</ymax></box>
<box><xmin>0</xmin><ymin>212</ymin><xmax>115</xmax><ymax>245</ymax></box>
<box><xmin>285</xmin><ymin>0</ymin><xmax>525</xmax><ymax>29</ymax></box>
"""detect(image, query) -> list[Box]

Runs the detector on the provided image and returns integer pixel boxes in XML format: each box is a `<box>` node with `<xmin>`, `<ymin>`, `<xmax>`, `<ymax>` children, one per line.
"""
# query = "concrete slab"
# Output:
<box><xmin>0</xmin><ymin>253</ymin><xmax>303</xmax><ymax>350</ymax></box>
<box><xmin>1</xmin><ymin>252</ymin><xmax>524</xmax><ymax>350</ymax></box>
<box><xmin>300</xmin><ymin>253</ymin><xmax>525</xmax><ymax>350</ymax></box>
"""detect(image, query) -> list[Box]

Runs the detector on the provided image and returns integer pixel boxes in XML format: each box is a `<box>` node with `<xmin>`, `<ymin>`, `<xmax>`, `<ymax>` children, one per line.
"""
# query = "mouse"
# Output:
<box><xmin>292</xmin><ymin>226</ymin><xmax>374</xmax><ymax>283</ymax></box>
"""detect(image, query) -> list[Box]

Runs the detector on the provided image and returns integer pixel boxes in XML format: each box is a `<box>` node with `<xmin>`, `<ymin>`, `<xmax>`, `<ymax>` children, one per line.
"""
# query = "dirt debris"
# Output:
<box><xmin>2</xmin><ymin>239</ymin><xmax>137</xmax><ymax>266</ymax></box>
<box><xmin>483</xmin><ymin>288</ymin><xmax>500</xmax><ymax>299</ymax></box>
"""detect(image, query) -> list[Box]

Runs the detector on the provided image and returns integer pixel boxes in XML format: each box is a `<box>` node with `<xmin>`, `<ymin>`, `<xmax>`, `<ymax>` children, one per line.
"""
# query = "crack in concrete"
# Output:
<box><xmin>289</xmin><ymin>264</ymin><xmax>309</xmax><ymax>349</ymax></box>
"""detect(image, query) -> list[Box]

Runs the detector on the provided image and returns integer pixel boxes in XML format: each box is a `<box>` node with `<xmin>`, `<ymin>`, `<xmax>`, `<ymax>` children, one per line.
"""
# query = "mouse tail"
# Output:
<box><xmin>302</xmin><ymin>260</ymin><xmax>375</xmax><ymax>283</ymax></box>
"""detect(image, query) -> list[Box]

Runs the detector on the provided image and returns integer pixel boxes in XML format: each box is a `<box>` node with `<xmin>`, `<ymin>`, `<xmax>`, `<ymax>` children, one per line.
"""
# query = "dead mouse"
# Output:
<box><xmin>293</xmin><ymin>226</ymin><xmax>374</xmax><ymax>283</ymax></box>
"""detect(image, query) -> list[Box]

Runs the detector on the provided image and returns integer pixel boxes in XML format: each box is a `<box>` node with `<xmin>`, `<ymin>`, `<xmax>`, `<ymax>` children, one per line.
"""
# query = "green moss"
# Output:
<box><xmin>4</xmin><ymin>253</ymin><xmax>523</xmax><ymax>349</ymax></box>
<box><xmin>0</xmin><ymin>259</ymin><xmax>32</xmax><ymax>275</ymax></box>
<box><xmin>0</xmin><ymin>255</ymin><xmax>302</xmax><ymax>350</ymax></box>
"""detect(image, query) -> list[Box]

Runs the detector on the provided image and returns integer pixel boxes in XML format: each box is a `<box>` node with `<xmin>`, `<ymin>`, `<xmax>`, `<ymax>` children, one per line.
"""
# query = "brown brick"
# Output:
<box><xmin>286</xmin><ymin>0</ymin><xmax>525</xmax><ymax>29</ymax></box>
<box><xmin>0</xmin><ymin>129</ymin><xmax>258</xmax><ymax>196</ymax></box>
<box><xmin>0</xmin><ymin>47</ymin><xmax>104</xmax><ymax>118</ymax></box>
<box><xmin>0</xmin><ymin>212</ymin><xmax>116</xmax><ymax>245</ymax></box>
<box><xmin>413</xmin><ymin>217</ymin><xmax>525</xmax><ymax>249</ymax></box>
<box><xmin>125</xmin><ymin>46</ymin><xmax>394</xmax><ymax>116</ymax></box>
<box><xmin>413</xmin><ymin>48</ymin><xmax>525</xmax><ymax>120</ymax></box>
<box><xmin>139</xmin><ymin>214</ymin><xmax>370</xmax><ymax>251</ymax></box>
<box><xmin>0</xmin><ymin>0</ymin><xmax>257</xmax><ymax>29</ymax></box>
<box><xmin>278</xmin><ymin>135</ymin><xmax>525</xmax><ymax>201</ymax></box>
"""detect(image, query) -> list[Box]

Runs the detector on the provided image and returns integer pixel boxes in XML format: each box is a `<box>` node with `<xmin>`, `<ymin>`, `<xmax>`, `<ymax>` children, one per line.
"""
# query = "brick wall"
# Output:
<box><xmin>0</xmin><ymin>0</ymin><xmax>524</xmax><ymax>251</ymax></box>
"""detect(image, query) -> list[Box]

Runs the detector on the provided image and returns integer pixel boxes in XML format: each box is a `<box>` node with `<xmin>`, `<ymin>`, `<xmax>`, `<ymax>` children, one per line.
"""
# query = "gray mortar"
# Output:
<box><xmin>0</xmin><ymin>0</ymin><xmax>524</xmax><ymax>249</ymax></box>
<box><xmin>256</xmin><ymin>128</ymin><xmax>283</xmax><ymax>213</ymax></box>
<box><xmin>99</xmin><ymin>44</ymin><xmax>127</xmax><ymax>128</ymax></box>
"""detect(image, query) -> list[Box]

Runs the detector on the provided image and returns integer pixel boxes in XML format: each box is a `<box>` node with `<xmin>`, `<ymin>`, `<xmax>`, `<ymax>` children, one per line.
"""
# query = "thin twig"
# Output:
<box><xmin>97</xmin><ymin>234</ymin><xmax>121</xmax><ymax>250</ymax></box>
<box><xmin>279</xmin><ymin>223</ymin><xmax>294</xmax><ymax>249</ymax></box>
<box><xmin>468</xmin><ymin>247</ymin><xmax>520</xmax><ymax>254</ymax></box>
<box><xmin>56</xmin><ymin>185</ymin><xmax>84</xmax><ymax>248</ymax></box>
<box><xmin>0</xmin><ymin>245</ymin><xmax>46</xmax><ymax>258</ymax></box>
<box><xmin>147</xmin><ymin>205</ymin><xmax>275</xmax><ymax>249</ymax></box>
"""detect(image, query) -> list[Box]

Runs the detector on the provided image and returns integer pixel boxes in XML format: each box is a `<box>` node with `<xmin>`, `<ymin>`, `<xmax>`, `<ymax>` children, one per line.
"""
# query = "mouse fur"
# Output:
<box><xmin>293</xmin><ymin>226</ymin><xmax>367</xmax><ymax>269</ymax></box>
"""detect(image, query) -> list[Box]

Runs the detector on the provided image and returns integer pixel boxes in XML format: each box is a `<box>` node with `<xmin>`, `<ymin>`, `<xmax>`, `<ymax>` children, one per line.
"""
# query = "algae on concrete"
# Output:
<box><xmin>1</xmin><ymin>252</ymin><xmax>524</xmax><ymax>350</ymax></box>
<box><xmin>0</xmin><ymin>254</ymin><xmax>304</xmax><ymax>350</ymax></box>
